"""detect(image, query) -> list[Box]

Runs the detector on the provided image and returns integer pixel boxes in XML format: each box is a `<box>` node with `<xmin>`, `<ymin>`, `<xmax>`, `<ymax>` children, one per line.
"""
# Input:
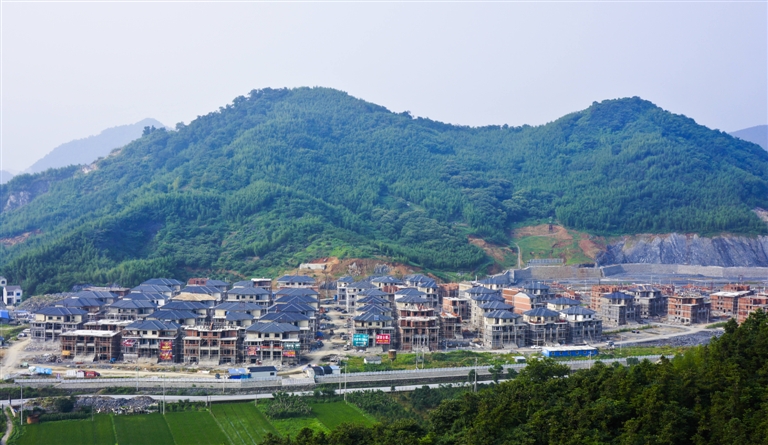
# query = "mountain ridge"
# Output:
<box><xmin>25</xmin><ymin>118</ymin><xmax>166</xmax><ymax>174</ymax></box>
<box><xmin>1</xmin><ymin>87</ymin><xmax>767</xmax><ymax>295</ymax></box>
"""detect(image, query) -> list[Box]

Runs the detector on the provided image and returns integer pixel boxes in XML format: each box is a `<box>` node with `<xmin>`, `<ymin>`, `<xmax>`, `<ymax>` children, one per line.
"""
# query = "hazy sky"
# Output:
<box><xmin>2</xmin><ymin>2</ymin><xmax>766</xmax><ymax>172</ymax></box>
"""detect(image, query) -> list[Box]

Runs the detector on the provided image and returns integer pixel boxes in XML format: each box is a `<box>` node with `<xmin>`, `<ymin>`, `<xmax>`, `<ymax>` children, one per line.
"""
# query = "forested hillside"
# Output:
<box><xmin>1</xmin><ymin>87</ymin><xmax>767</xmax><ymax>294</ymax></box>
<box><xmin>260</xmin><ymin>311</ymin><xmax>768</xmax><ymax>445</ymax></box>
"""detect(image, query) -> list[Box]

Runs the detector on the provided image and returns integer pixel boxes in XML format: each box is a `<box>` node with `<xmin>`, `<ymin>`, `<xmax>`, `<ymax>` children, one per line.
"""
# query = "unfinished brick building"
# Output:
<box><xmin>668</xmin><ymin>293</ymin><xmax>711</xmax><ymax>324</ymax></box>
<box><xmin>60</xmin><ymin>330</ymin><xmax>122</xmax><ymax>362</ymax></box>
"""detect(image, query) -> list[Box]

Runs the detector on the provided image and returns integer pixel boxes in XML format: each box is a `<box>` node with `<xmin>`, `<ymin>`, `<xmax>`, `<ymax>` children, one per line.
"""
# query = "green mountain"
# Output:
<box><xmin>1</xmin><ymin>87</ymin><xmax>767</xmax><ymax>295</ymax></box>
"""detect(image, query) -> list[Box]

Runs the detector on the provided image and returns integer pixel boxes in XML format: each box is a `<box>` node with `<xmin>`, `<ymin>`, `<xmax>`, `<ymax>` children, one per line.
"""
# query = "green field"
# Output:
<box><xmin>166</xmin><ymin>411</ymin><xmax>230</xmax><ymax>445</ymax></box>
<box><xmin>16</xmin><ymin>415</ymin><xmax>114</xmax><ymax>445</ymax></box>
<box><xmin>113</xmin><ymin>413</ymin><xmax>175</xmax><ymax>445</ymax></box>
<box><xmin>310</xmin><ymin>402</ymin><xmax>375</xmax><ymax>429</ymax></box>
<box><xmin>13</xmin><ymin>400</ymin><xmax>377</xmax><ymax>445</ymax></box>
<box><xmin>211</xmin><ymin>402</ymin><xmax>278</xmax><ymax>444</ymax></box>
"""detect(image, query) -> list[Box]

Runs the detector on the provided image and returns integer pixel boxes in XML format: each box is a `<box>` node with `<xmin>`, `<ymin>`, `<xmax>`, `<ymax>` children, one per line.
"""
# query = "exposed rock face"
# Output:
<box><xmin>3</xmin><ymin>181</ymin><xmax>51</xmax><ymax>212</ymax></box>
<box><xmin>597</xmin><ymin>233</ymin><xmax>768</xmax><ymax>267</ymax></box>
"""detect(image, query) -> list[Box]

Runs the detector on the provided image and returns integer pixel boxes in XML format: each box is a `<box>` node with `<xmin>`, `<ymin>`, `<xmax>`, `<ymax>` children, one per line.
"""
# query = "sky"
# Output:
<box><xmin>1</xmin><ymin>2</ymin><xmax>767</xmax><ymax>173</ymax></box>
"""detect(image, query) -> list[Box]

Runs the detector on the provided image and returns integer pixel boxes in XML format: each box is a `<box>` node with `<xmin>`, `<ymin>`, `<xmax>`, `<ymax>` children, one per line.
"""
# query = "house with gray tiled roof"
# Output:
<box><xmin>243</xmin><ymin>322</ymin><xmax>301</xmax><ymax>364</ymax></box>
<box><xmin>121</xmin><ymin>319</ymin><xmax>183</xmax><ymax>363</ymax></box>
<box><xmin>31</xmin><ymin>307</ymin><xmax>88</xmax><ymax>341</ymax></box>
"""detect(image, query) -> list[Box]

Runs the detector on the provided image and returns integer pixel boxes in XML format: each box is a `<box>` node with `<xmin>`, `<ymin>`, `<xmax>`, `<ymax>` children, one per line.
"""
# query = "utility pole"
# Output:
<box><xmin>474</xmin><ymin>358</ymin><xmax>478</xmax><ymax>393</ymax></box>
<box><xmin>344</xmin><ymin>365</ymin><xmax>348</xmax><ymax>403</ymax></box>
<box><xmin>19</xmin><ymin>384</ymin><xmax>23</xmax><ymax>428</ymax></box>
<box><xmin>163</xmin><ymin>375</ymin><xmax>166</xmax><ymax>415</ymax></box>
<box><xmin>136</xmin><ymin>367</ymin><xmax>139</xmax><ymax>392</ymax></box>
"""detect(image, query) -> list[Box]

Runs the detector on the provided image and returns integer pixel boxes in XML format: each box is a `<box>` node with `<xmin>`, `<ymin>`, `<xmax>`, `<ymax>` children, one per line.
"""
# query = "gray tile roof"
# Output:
<box><xmin>354</xmin><ymin>312</ymin><xmax>393</xmax><ymax>322</ymax></box>
<box><xmin>523</xmin><ymin>307</ymin><xmax>561</xmax><ymax>318</ymax></box>
<box><xmin>246</xmin><ymin>322</ymin><xmax>300</xmax><ymax>333</ymax></box>
<box><xmin>484</xmin><ymin>310</ymin><xmax>521</xmax><ymax>319</ymax></box>
<box><xmin>125</xmin><ymin>319</ymin><xmax>180</xmax><ymax>331</ymax></box>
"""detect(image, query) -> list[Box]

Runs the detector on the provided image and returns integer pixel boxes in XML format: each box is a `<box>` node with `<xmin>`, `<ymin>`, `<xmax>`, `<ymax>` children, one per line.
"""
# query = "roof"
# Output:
<box><xmin>523</xmin><ymin>307</ymin><xmax>561</xmax><ymax>318</ymax></box>
<box><xmin>59</xmin><ymin>330</ymin><xmax>120</xmax><ymax>338</ymax></box>
<box><xmin>357</xmin><ymin>288</ymin><xmax>389</xmax><ymax>298</ymax></box>
<box><xmin>172</xmin><ymin>292</ymin><xmax>217</xmax><ymax>302</ymax></box>
<box><xmin>484</xmin><ymin>310</ymin><xmax>521</xmax><ymax>319</ymax></box>
<box><xmin>214</xmin><ymin>302</ymin><xmax>263</xmax><ymax>312</ymax></box>
<box><xmin>149</xmin><ymin>310</ymin><xmax>198</xmax><ymax>321</ymax></box>
<box><xmin>4</xmin><ymin>286</ymin><xmax>21</xmax><ymax>292</ymax></box>
<box><xmin>206</xmin><ymin>279</ymin><xmax>230</xmax><ymax>287</ymax></box>
<box><xmin>248</xmin><ymin>366</ymin><xmax>278</xmax><ymax>373</ymax></box>
<box><xmin>274</xmin><ymin>295</ymin><xmax>318</xmax><ymax>305</ymax></box>
<box><xmin>628</xmin><ymin>285</ymin><xmax>661</xmax><ymax>293</ymax></box>
<box><xmin>109</xmin><ymin>299</ymin><xmax>157</xmax><ymax>309</ymax></box>
<box><xmin>395</xmin><ymin>288</ymin><xmax>426</xmax><ymax>298</ymax></box>
<box><xmin>132</xmin><ymin>284</ymin><xmax>172</xmax><ymax>294</ymax></box>
<box><xmin>470</xmin><ymin>292</ymin><xmax>505</xmax><ymax>302</ymax></box>
<box><xmin>122</xmin><ymin>292</ymin><xmax>166</xmax><ymax>302</ymax></box>
<box><xmin>395</xmin><ymin>294</ymin><xmax>431</xmax><ymax>305</ymax></box>
<box><xmin>276</xmin><ymin>275</ymin><xmax>316</xmax><ymax>284</ymax></box>
<box><xmin>228</xmin><ymin>287</ymin><xmax>271</xmax><ymax>296</ymax></box>
<box><xmin>478</xmin><ymin>300</ymin><xmax>513</xmax><ymax>310</ymax></box>
<box><xmin>356</xmin><ymin>295</ymin><xmax>390</xmax><ymax>306</ymax></box>
<box><xmin>354</xmin><ymin>312</ymin><xmax>393</xmax><ymax>322</ymax></box>
<box><xmin>603</xmin><ymin>291</ymin><xmax>634</xmax><ymax>300</ymax></box>
<box><xmin>404</xmin><ymin>274</ymin><xmax>437</xmax><ymax>288</ymax></box>
<box><xmin>349</xmin><ymin>281</ymin><xmax>375</xmax><ymax>290</ymax></box>
<box><xmin>370</xmin><ymin>276</ymin><xmax>404</xmax><ymax>285</ymax></box>
<box><xmin>246</xmin><ymin>322</ymin><xmax>300</xmax><ymax>333</ymax></box>
<box><xmin>259</xmin><ymin>312</ymin><xmax>310</xmax><ymax>323</ymax></box>
<box><xmin>226</xmin><ymin>312</ymin><xmax>254</xmax><ymax>321</ymax></box>
<box><xmin>57</xmin><ymin>297</ymin><xmax>105</xmax><ymax>308</ymax></box>
<box><xmin>524</xmin><ymin>282</ymin><xmax>550</xmax><ymax>291</ymax></box>
<box><xmin>357</xmin><ymin>305</ymin><xmax>391</xmax><ymax>314</ymax></box>
<box><xmin>231</xmin><ymin>280</ymin><xmax>254</xmax><ymax>288</ymax></box>
<box><xmin>36</xmin><ymin>307</ymin><xmax>87</xmax><ymax>316</ymax></box>
<box><xmin>75</xmin><ymin>290</ymin><xmax>116</xmax><ymax>300</ymax></box>
<box><xmin>275</xmin><ymin>288</ymin><xmax>319</xmax><ymax>297</ymax></box>
<box><xmin>125</xmin><ymin>319</ymin><xmax>181</xmax><ymax>331</ymax></box>
<box><xmin>467</xmin><ymin>286</ymin><xmax>500</xmax><ymax>295</ymax></box>
<box><xmin>160</xmin><ymin>301</ymin><xmax>208</xmax><ymax>311</ymax></box>
<box><xmin>561</xmin><ymin>306</ymin><xmax>596</xmax><ymax>316</ymax></box>
<box><xmin>268</xmin><ymin>303</ymin><xmax>315</xmax><ymax>313</ymax></box>
<box><xmin>142</xmin><ymin>278</ymin><xmax>183</xmax><ymax>287</ymax></box>
<box><xmin>546</xmin><ymin>297</ymin><xmax>580</xmax><ymax>306</ymax></box>
<box><xmin>336</xmin><ymin>276</ymin><xmax>355</xmax><ymax>283</ymax></box>
<box><xmin>182</xmin><ymin>285</ymin><xmax>220</xmax><ymax>295</ymax></box>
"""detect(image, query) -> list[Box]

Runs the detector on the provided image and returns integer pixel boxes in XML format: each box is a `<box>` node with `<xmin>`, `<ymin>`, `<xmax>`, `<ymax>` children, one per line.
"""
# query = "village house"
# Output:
<box><xmin>276</xmin><ymin>275</ymin><xmax>316</xmax><ymax>289</ymax></box>
<box><xmin>710</xmin><ymin>284</ymin><xmax>753</xmax><ymax>317</ymax></box>
<box><xmin>131</xmin><ymin>284</ymin><xmax>175</xmax><ymax>299</ymax></box>
<box><xmin>560</xmin><ymin>306</ymin><xmax>602</xmax><ymax>344</ymax></box>
<box><xmin>182</xmin><ymin>326</ymin><xmax>242</xmax><ymax>365</ymax></box>
<box><xmin>226</xmin><ymin>286</ymin><xmax>272</xmax><ymax>305</ymax></box>
<box><xmin>482</xmin><ymin>310</ymin><xmax>526</xmax><ymax>349</ymax></box>
<box><xmin>56</xmin><ymin>297</ymin><xmax>107</xmax><ymax>323</ymax></box>
<box><xmin>31</xmin><ymin>307</ymin><xmax>87</xmax><ymax>341</ymax></box>
<box><xmin>159</xmin><ymin>300</ymin><xmax>210</xmax><ymax>324</ymax></box>
<box><xmin>121</xmin><ymin>319</ymin><xmax>183</xmax><ymax>363</ymax></box>
<box><xmin>599</xmin><ymin>291</ymin><xmax>638</xmax><ymax>326</ymax></box>
<box><xmin>148</xmin><ymin>309</ymin><xmax>198</xmax><ymax>327</ymax></box>
<box><xmin>627</xmin><ymin>285</ymin><xmax>667</xmax><ymax>318</ymax></box>
<box><xmin>180</xmin><ymin>285</ymin><xmax>224</xmax><ymax>301</ymax></box>
<box><xmin>356</xmin><ymin>293</ymin><xmax>392</xmax><ymax>310</ymax></box>
<box><xmin>523</xmin><ymin>307</ymin><xmax>567</xmax><ymax>346</ymax></box>
<box><xmin>736</xmin><ymin>292</ymin><xmax>768</xmax><ymax>323</ymax></box>
<box><xmin>369</xmin><ymin>275</ymin><xmax>404</xmax><ymax>302</ymax></box>
<box><xmin>668</xmin><ymin>293</ymin><xmax>711</xmax><ymax>325</ymax></box>
<box><xmin>466</xmin><ymin>286</ymin><xmax>505</xmax><ymax>329</ymax></box>
<box><xmin>2</xmin><ymin>285</ymin><xmax>22</xmax><ymax>306</ymax></box>
<box><xmin>440</xmin><ymin>311</ymin><xmax>462</xmax><ymax>341</ymax></box>
<box><xmin>403</xmin><ymin>274</ymin><xmax>439</xmax><ymax>306</ymax></box>
<box><xmin>122</xmin><ymin>292</ymin><xmax>167</xmax><ymax>307</ymax></box>
<box><xmin>243</xmin><ymin>322</ymin><xmax>302</xmax><ymax>364</ymax></box>
<box><xmin>442</xmin><ymin>294</ymin><xmax>470</xmax><ymax>320</ymax></box>
<box><xmin>60</xmin><ymin>329</ymin><xmax>122</xmax><ymax>362</ymax></box>
<box><xmin>141</xmin><ymin>278</ymin><xmax>184</xmax><ymax>294</ymax></box>
<box><xmin>502</xmin><ymin>290</ymin><xmax>546</xmax><ymax>315</ymax></box>
<box><xmin>395</xmin><ymin>293</ymin><xmax>440</xmax><ymax>351</ymax></box>
<box><xmin>105</xmin><ymin>299</ymin><xmax>157</xmax><ymax>321</ymax></box>
<box><xmin>353</xmin><ymin>311</ymin><xmax>396</xmax><ymax>349</ymax></box>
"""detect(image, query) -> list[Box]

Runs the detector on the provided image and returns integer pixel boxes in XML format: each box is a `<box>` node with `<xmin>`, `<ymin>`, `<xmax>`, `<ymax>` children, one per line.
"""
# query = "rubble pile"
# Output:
<box><xmin>626</xmin><ymin>330</ymin><xmax>722</xmax><ymax>348</ymax></box>
<box><xmin>76</xmin><ymin>396</ymin><xmax>156</xmax><ymax>413</ymax></box>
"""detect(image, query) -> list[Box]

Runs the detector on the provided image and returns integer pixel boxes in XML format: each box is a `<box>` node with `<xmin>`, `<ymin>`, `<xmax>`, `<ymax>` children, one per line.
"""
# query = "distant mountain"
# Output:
<box><xmin>0</xmin><ymin>171</ymin><xmax>15</xmax><ymax>185</ymax></box>
<box><xmin>730</xmin><ymin>125</ymin><xmax>767</xmax><ymax>151</ymax></box>
<box><xmin>25</xmin><ymin>118</ymin><xmax>166</xmax><ymax>174</ymax></box>
<box><xmin>1</xmin><ymin>88</ymin><xmax>767</xmax><ymax>295</ymax></box>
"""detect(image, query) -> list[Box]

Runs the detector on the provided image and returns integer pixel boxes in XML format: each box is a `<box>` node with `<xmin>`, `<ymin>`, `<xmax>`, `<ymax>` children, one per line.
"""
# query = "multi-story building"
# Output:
<box><xmin>159</xmin><ymin>301</ymin><xmax>210</xmax><ymax>324</ymax></box>
<box><xmin>243</xmin><ymin>322</ymin><xmax>302</xmax><ymax>364</ymax></box>
<box><xmin>482</xmin><ymin>310</ymin><xmax>525</xmax><ymax>349</ymax></box>
<box><xmin>442</xmin><ymin>295</ymin><xmax>470</xmax><ymax>321</ymax></box>
<box><xmin>503</xmin><ymin>290</ymin><xmax>547</xmax><ymax>315</ymax></box>
<box><xmin>182</xmin><ymin>326</ymin><xmax>242</xmax><ymax>365</ymax></box>
<box><xmin>56</xmin><ymin>297</ymin><xmax>107</xmax><ymax>323</ymax></box>
<box><xmin>560</xmin><ymin>306</ymin><xmax>602</xmax><ymax>344</ymax></box>
<box><xmin>588</xmin><ymin>285</ymin><xmax>624</xmax><ymax>312</ymax></box>
<box><xmin>352</xmin><ymin>312</ymin><xmax>396</xmax><ymax>349</ymax></box>
<box><xmin>403</xmin><ymin>274</ymin><xmax>439</xmax><ymax>306</ymax></box>
<box><xmin>60</xmin><ymin>330</ymin><xmax>122</xmax><ymax>362</ymax></box>
<box><xmin>523</xmin><ymin>307</ymin><xmax>567</xmax><ymax>346</ymax></box>
<box><xmin>627</xmin><ymin>285</ymin><xmax>667</xmax><ymax>318</ymax></box>
<box><xmin>440</xmin><ymin>312</ymin><xmax>462</xmax><ymax>342</ymax></box>
<box><xmin>141</xmin><ymin>278</ymin><xmax>184</xmax><ymax>294</ymax></box>
<box><xmin>599</xmin><ymin>292</ymin><xmax>638</xmax><ymax>326</ymax></box>
<box><xmin>276</xmin><ymin>275</ymin><xmax>316</xmax><ymax>289</ymax></box>
<box><xmin>668</xmin><ymin>293</ymin><xmax>711</xmax><ymax>324</ymax></box>
<box><xmin>31</xmin><ymin>307</ymin><xmax>87</xmax><ymax>341</ymax></box>
<box><xmin>105</xmin><ymin>299</ymin><xmax>157</xmax><ymax>321</ymax></box>
<box><xmin>737</xmin><ymin>292</ymin><xmax>768</xmax><ymax>323</ymax></box>
<box><xmin>226</xmin><ymin>286</ymin><xmax>272</xmax><ymax>305</ymax></box>
<box><xmin>710</xmin><ymin>285</ymin><xmax>753</xmax><ymax>317</ymax></box>
<box><xmin>121</xmin><ymin>319</ymin><xmax>183</xmax><ymax>363</ymax></box>
<box><xmin>395</xmin><ymin>294</ymin><xmax>440</xmax><ymax>351</ymax></box>
<box><xmin>466</xmin><ymin>287</ymin><xmax>504</xmax><ymax>329</ymax></box>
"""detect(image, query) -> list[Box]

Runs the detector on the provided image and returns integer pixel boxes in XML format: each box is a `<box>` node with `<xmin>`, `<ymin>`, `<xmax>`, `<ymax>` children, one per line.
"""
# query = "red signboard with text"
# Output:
<box><xmin>284</xmin><ymin>350</ymin><xmax>296</xmax><ymax>357</ymax></box>
<box><xmin>375</xmin><ymin>334</ymin><xmax>391</xmax><ymax>345</ymax></box>
<box><xmin>247</xmin><ymin>346</ymin><xmax>260</xmax><ymax>356</ymax></box>
<box><xmin>158</xmin><ymin>340</ymin><xmax>173</xmax><ymax>361</ymax></box>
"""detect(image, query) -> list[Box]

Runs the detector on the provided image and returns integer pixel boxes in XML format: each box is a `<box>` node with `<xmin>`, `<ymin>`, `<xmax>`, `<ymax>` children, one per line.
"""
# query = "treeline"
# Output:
<box><xmin>260</xmin><ymin>311</ymin><xmax>768</xmax><ymax>445</ymax></box>
<box><xmin>1</xmin><ymin>88</ymin><xmax>767</xmax><ymax>294</ymax></box>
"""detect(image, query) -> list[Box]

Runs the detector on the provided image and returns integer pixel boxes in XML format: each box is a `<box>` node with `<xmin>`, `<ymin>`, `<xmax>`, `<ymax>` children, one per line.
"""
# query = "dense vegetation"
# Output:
<box><xmin>1</xmin><ymin>87</ymin><xmax>766</xmax><ymax>294</ymax></box>
<box><xmin>261</xmin><ymin>310</ymin><xmax>768</xmax><ymax>445</ymax></box>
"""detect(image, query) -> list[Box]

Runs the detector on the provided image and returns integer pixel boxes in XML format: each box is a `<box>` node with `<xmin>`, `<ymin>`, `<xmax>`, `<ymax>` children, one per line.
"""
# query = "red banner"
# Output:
<box><xmin>283</xmin><ymin>350</ymin><xmax>296</xmax><ymax>357</ymax></box>
<box><xmin>375</xmin><ymin>334</ymin><xmax>391</xmax><ymax>345</ymax></box>
<box><xmin>159</xmin><ymin>350</ymin><xmax>173</xmax><ymax>361</ymax></box>
<box><xmin>247</xmin><ymin>346</ymin><xmax>259</xmax><ymax>356</ymax></box>
<box><xmin>159</xmin><ymin>340</ymin><xmax>173</xmax><ymax>351</ymax></box>
<box><xmin>121</xmin><ymin>339</ymin><xmax>136</xmax><ymax>348</ymax></box>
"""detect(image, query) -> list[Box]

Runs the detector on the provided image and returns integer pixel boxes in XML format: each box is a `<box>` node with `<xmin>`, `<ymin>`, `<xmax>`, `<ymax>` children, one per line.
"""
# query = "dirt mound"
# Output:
<box><xmin>0</xmin><ymin>229</ymin><xmax>42</xmax><ymax>246</ymax></box>
<box><xmin>513</xmin><ymin>224</ymin><xmax>572</xmax><ymax>240</ymax></box>
<box><xmin>468</xmin><ymin>236</ymin><xmax>515</xmax><ymax>262</ymax></box>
